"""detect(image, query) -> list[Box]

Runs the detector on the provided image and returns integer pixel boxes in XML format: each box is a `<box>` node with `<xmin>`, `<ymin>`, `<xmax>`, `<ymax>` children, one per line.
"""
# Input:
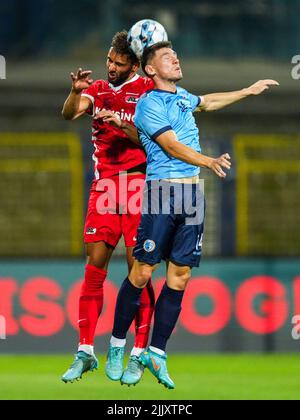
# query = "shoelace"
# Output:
<box><xmin>69</xmin><ymin>355</ymin><xmax>81</xmax><ymax>369</ymax></box>
<box><xmin>128</xmin><ymin>357</ymin><xmax>141</xmax><ymax>373</ymax></box>
<box><xmin>111</xmin><ymin>347</ymin><xmax>123</xmax><ymax>358</ymax></box>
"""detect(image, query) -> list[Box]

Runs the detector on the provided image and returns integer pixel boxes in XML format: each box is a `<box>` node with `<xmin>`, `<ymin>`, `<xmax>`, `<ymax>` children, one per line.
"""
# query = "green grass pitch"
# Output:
<box><xmin>0</xmin><ymin>354</ymin><xmax>299</xmax><ymax>400</ymax></box>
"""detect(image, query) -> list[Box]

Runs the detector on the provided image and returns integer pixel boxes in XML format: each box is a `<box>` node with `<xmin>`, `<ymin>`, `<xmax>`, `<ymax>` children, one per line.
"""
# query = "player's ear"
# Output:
<box><xmin>132</xmin><ymin>61</ymin><xmax>140</xmax><ymax>73</ymax></box>
<box><xmin>145</xmin><ymin>64</ymin><xmax>156</xmax><ymax>78</ymax></box>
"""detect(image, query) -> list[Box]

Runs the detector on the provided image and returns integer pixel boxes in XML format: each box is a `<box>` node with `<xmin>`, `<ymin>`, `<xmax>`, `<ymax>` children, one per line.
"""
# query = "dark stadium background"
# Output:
<box><xmin>0</xmin><ymin>0</ymin><xmax>300</xmax><ymax>359</ymax></box>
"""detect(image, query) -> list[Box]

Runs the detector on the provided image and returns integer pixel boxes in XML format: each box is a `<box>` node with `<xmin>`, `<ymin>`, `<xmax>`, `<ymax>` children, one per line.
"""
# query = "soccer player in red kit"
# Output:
<box><xmin>61</xmin><ymin>31</ymin><xmax>155</xmax><ymax>384</ymax></box>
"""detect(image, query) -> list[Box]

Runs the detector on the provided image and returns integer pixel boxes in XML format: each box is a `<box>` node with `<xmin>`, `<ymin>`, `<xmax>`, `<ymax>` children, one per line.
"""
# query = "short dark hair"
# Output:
<box><xmin>141</xmin><ymin>41</ymin><xmax>173</xmax><ymax>76</ymax></box>
<box><xmin>111</xmin><ymin>31</ymin><xmax>139</xmax><ymax>64</ymax></box>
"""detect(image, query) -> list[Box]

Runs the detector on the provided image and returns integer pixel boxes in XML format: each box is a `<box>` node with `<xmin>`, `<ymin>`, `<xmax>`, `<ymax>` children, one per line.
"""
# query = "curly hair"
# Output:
<box><xmin>111</xmin><ymin>31</ymin><xmax>139</xmax><ymax>64</ymax></box>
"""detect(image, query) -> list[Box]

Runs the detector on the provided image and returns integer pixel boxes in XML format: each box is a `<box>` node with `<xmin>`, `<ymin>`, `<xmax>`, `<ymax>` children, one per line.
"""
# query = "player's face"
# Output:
<box><xmin>151</xmin><ymin>48</ymin><xmax>183</xmax><ymax>83</ymax></box>
<box><xmin>106</xmin><ymin>48</ymin><xmax>138</xmax><ymax>86</ymax></box>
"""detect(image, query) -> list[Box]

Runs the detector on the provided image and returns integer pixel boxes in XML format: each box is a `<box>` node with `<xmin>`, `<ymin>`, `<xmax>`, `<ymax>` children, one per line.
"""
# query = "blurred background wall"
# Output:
<box><xmin>0</xmin><ymin>0</ymin><xmax>299</xmax><ymax>352</ymax></box>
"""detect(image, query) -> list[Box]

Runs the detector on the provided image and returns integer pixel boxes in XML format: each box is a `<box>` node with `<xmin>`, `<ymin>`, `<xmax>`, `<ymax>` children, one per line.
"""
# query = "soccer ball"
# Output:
<box><xmin>127</xmin><ymin>19</ymin><xmax>168</xmax><ymax>59</ymax></box>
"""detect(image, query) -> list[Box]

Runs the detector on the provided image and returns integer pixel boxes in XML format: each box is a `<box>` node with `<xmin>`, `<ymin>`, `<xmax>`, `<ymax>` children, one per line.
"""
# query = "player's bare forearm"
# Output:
<box><xmin>156</xmin><ymin>130</ymin><xmax>231</xmax><ymax>178</ymax></box>
<box><xmin>62</xmin><ymin>68</ymin><xmax>94</xmax><ymax>120</ymax></box>
<box><xmin>62</xmin><ymin>89</ymin><xmax>83</xmax><ymax>120</ymax></box>
<box><xmin>120</xmin><ymin>123</ymin><xmax>141</xmax><ymax>145</ymax></box>
<box><xmin>167</xmin><ymin>140</ymin><xmax>212</xmax><ymax>167</ymax></box>
<box><xmin>199</xmin><ymin>89</ymin><xmax>249</xmax><ymax>112</ymax></box>
<box><xmin>198</xmin><ymin>79</ymin><xmax>279</xmax><ymax>112</ymax></box>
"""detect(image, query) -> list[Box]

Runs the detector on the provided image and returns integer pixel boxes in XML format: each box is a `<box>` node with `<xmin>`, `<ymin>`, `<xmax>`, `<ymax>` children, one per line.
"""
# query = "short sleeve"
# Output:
<box><xmin>177</xmin><ymin>87</ymin><xmax>201</xmax><ymax>112</ymax></box>
<box><xmin>188</xmin><ymin>92</ymin><xmax>201</xmax><ymax>111</ymax></box>
<box><xmin>82</xmin><ymin>82</ymin><xmax>100</xmax><ymax>115</ymax></box>
<box><xmin>135</xmin><ymin>97</ymin><xmax>172</xmax><ymax>140</ymax></box>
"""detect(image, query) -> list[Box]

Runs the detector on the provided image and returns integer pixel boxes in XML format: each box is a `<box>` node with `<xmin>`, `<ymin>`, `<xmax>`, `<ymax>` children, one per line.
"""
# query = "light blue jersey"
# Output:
<box><xmin>134</xmin><ymin>86</ymin><xmax>201</xmax><ymax>181</ymax></box>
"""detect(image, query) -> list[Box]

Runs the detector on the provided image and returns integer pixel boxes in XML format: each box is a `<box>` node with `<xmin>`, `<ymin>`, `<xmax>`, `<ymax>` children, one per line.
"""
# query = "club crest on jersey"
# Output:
<box><xmin>143</xmin><ymin>240</ymin><xmax>156</xmax><ymax>253</ymax></box>
<box><xmin>177</xmin><ymin>98</ymin><xmax>192</xmax><ymax>112</ymax></box>
<box><xmin>125</xmin><ymin>94</ymin><xmax>139</xmax><ymax>104</ymax></box>
<box><xmin>86</xmin><ymin>228</ymin><xmax>97</xmax><ymax>235</ymax></box>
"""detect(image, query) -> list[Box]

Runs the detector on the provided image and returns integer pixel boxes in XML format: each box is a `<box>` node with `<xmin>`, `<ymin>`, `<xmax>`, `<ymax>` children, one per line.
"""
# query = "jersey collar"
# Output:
<box><xmin>152</xmin><ymin>88</ymin><xmax>177</xmax><ymax>94</ymax></box>
<box><xmin>108</xmin><ymin>74</ymin><xmax>140</xmax><ymax>91</ymax></box>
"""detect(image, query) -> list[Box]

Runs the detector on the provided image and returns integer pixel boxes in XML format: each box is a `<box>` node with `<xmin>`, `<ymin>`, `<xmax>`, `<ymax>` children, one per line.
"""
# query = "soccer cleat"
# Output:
<box><xmin>139</xmin><ymin>349</ymin><xmax>175</xmax><ymax>389</ymax></box>
<box><xmin>61</xmin><ymin>351</ymin><xmax>99</xmax><ymax>383</ymax></box>
<box><xmin>105</xmin><ymin>345</ymin><xmax>125</xmax><ymax>381</ymax></box>
<box><xmin>121</xmin><ymin>356</ymin><xmax>145</xmax><ymax>386</ymax></box>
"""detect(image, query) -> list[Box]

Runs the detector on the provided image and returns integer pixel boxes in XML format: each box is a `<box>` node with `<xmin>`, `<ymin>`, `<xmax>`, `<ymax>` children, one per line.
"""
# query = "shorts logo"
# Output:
<box><xmin>86</xmin><ymin>228</ymin><xmax>97</xmax><ymax>235</ymax></box>
<box><xmin>143</xmin><ymin>240</ymin><xmax>156</xmax><ymax>253</ymax></box>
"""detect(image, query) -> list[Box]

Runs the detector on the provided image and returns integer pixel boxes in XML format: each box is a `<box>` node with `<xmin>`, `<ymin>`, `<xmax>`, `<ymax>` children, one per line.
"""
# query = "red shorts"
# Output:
<box><xmin>84</xmin><ymin>174</ymin><xmax>146</xmax><ymax>248</ymax></box>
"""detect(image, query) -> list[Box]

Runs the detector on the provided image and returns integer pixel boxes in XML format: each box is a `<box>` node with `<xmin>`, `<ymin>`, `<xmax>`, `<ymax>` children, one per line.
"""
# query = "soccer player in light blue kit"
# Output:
<box><xmin>106</xmin><ymin>42</ymin><xmax>279</xmax><ymax>389</ymax></box>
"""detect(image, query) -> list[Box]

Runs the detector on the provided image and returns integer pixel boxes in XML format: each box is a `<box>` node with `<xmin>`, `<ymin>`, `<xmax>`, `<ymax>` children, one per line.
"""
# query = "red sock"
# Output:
<box><xmin>79</xmin><ymin>264</ymin><xmax>107</xmax><ymax>346</ymax></box>
<box><xmin>134</xmin><ymin>280</ymin><xmax>155</xmax><ymax>349</ymax></box>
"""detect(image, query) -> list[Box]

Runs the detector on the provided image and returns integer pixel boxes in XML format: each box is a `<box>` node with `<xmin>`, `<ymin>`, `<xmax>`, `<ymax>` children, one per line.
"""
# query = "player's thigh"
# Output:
<box><xmin>133</xmin><ymin>213</ymin><xmax>176</xmax><ymax>266</ymax></box>
<box><xmin>126</xmin><ymin>246</ymin><xmax>135</xmax><ymax>273</ymax></box>
<box><xmin>169</xmin><ymin>219</ymin><xmax>205</xmax><ymax>269</ymax></box>
<box><xmin>166</xmin><ymin>260</ymin><xmax>191</xmax><ymax>291</ymax></box>
<box><xmin>84</xmin><ymin>189</ymin><xmax>123</xmax><ymax>248</ymax></box>
<box><xmin>86</xmin><ymin>242</ymin><xmax>114</xmax><ymax>271</ymax></box>
<box><xmin>121</xmin><ymin>211</ymin><xmax>141</xmax><ymax>248</ymax></box>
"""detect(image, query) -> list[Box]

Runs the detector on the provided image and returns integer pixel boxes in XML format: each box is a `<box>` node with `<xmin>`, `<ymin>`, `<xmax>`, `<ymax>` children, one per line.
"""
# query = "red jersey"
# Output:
<box><xmin>82</xmin><ymin>74</ymin><xmax>154</xmax><ymax>181</ymax></box>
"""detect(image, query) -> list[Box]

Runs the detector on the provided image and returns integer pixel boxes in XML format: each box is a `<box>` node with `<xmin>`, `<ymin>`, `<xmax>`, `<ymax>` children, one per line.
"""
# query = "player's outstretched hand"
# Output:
<box><xmin>209</xmin><ymin>153</ymin><xmax>231</xmax><ymax>178</ymax></box>
<box><xmin>70</xmin><ymin>68</ymin><xmax>93</xmax><ymax>93</ymax></box>
<box><xmin>247</xmin><ymin>79</ymin><xmax>279</xmax><ymax>96</ymax></box>
<box><xmin>94</xmin><ymin>110</ymin><xmax>123</xmax><ymax>128</ymax></box>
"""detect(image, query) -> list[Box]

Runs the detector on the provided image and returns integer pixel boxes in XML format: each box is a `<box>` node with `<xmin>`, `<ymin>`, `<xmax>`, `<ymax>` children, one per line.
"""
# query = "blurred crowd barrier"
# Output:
<box><xmin>0</xmin><ymin>131</ymin><xmax>299</xmax><ymax>258</ymax></box>
<box><xmin>0</xmin><ymin>0</ymin><xmax>299</xmax><ymax>258</ymax></box>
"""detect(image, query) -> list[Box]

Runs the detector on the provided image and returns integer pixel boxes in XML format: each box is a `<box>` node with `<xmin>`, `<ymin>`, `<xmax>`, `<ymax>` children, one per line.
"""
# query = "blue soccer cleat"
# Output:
<box><xmin>61</xmin><ymin>351</ymin><xmax>99</xmax><ymax>383</ymax></box>
<box><xmin>105</xmin><ymin>345</ymin><xmax>125</xmax><ymax>381</ymax></box>
<box><xmin>121</xmin><ymin>356</ymin><xmax>145</xmax><ymax>386</ymax></box>
<box><xmin>139</xmin><ymin>349</ymin><xmax>175</xmax><ymax>389</ymax></box>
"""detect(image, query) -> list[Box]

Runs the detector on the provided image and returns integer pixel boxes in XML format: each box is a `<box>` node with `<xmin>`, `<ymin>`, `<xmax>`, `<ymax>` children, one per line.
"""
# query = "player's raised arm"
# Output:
<box><xmin>156</xmin><ymin>130</ymin><xmax>231</xmax><ymax>178</ymax></box>
<box><xmin>62</xmin><ymin>68</ymin><xmax>94</xmax><ymax>120</ymax></box>
<box><xmin>196</xmin><ymin>79</ymin><xmax>279</xmax><ymax>112</ymax></box>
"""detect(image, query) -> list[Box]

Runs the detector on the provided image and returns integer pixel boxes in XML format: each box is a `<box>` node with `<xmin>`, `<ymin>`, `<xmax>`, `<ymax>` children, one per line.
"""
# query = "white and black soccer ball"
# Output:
<box><xmin>127</xmin><ymin>19</ymin><xmax>168</xmax><ymax>59</ymax></box>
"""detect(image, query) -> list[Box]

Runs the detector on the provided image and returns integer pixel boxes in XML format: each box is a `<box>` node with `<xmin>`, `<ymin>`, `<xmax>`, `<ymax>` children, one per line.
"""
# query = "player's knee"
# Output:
<box><xmin>170</xmin><ymin>270</ymin><xmax>191</xmax><ymax>291</ymax></box>
<box><xmin>130</xmin><ymin>265</ymin><xmax>153</xmax><ymax>288</ymax></box>
<box><xmin>87</xmin><ymin>257</ymin><xmax>106</xmax><ymax>271</ymax></box>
